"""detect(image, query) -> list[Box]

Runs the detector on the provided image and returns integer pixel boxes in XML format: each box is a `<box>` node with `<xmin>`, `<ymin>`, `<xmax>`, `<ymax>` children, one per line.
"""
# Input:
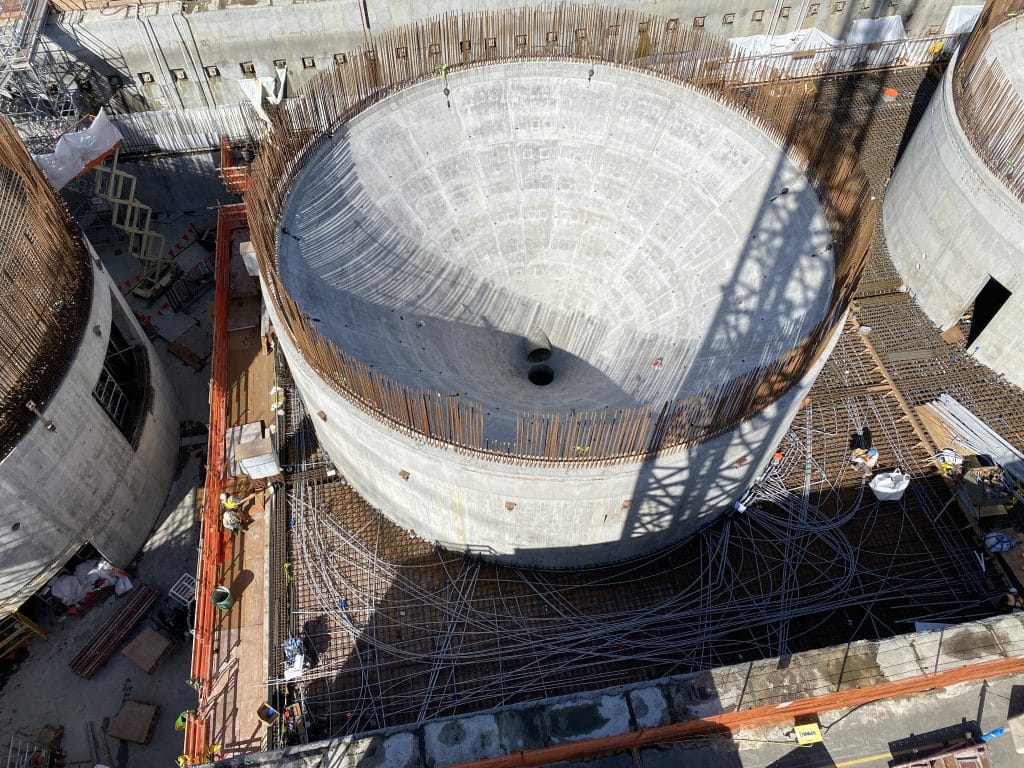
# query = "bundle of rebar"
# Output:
<box><xmin>0</xmin><ymin>116</ymin><xmax>91</xmax><ymax>458</ymax></box>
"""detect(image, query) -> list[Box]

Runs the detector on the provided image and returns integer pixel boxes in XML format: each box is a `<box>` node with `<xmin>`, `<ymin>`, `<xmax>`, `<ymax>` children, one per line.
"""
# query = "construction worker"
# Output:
<box><xmin>220</xmin><ymin>492</ymin><xmax>242</xmax><ymax>511</ymax></box>
<box><xmin>221</xmin><ymin>492</ymin><xmax>245</xmax><ymax>532</ymax></box>
<box><xmin>174</xmin><ymin>710</ymin><xmax>194</xmax><ymax>731</ymax></box>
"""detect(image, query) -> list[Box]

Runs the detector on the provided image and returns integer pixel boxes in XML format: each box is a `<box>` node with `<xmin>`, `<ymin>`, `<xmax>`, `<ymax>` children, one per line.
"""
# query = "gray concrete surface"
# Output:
<box><xmin>48</xmin><ymin>0</ymin><xmax>966</xmax><ymax>112</ymax></box>
<box><xmin>279</xmin><ymin>63</ymin><xmax>833</xmax><ymax>440</ymax></box>
<box><xmin>0</xmin><ymin>151</ymin><xmax>221</xmax><ymax>615</ymax></box>
<box><xmin>0</xmin><ymin>151</ymin><xmax>226</xmax><ymax>767</ymax></box>
<box><xmin>883</xmin><ymin>29</ymin><xmax>1024</xmax><ymax>386</ymax></box>
<box><xmin>271</xmin><ymin>282</ymin><xmax>843</xmax><ymax>567</ymax></box>
<box><xmin>206</xmin><ymin>613</ymin><xmax>1024</xmax><ymax>768</ymax></box>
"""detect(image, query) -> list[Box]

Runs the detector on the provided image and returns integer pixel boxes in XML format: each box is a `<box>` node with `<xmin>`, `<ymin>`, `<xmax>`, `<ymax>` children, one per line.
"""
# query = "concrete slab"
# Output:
<box><xmin>628</xmin><ymin>686</ymin><xmax>671</xmax><ymax>729</ymax></box>
<box><xmin>545</xmin><ymin>694</ymin><xmax>632</xmax><ymax>745</ymax></box>
<box><xmin>423</xmin><ymin>713</ymin><xmax>502</xmax><ymax>765</ymax></box>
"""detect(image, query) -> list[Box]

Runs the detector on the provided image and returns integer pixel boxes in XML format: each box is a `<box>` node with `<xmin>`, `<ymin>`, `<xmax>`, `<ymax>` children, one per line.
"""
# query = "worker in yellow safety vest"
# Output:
<box><xmin>220</xmin><ymin>492</ymin><xmax>244</xmax><ymax>532</ymax></box>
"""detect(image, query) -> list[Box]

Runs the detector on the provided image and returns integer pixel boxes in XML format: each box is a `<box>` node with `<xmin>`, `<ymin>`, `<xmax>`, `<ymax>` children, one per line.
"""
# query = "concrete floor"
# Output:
<box><xmin>561</xmin><ymin>676</ymin><xmax>1024</xmax><ymax>767</ymax></box>
<box><xmin>0</xmin><ymin>151</ymin><xmax>229</xmax><ymax>767</ymax></box>
<box><xmin>0</xmin><ymin>454</ymin><xmax>200</xmax><ymax>768</ymax></box>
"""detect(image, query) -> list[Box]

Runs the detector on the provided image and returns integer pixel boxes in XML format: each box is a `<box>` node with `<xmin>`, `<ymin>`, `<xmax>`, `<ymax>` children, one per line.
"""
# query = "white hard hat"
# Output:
<box><xmin>220</xmin><ymin>492</ymin><xmax>228</xmax><ymax>500</ymax></box>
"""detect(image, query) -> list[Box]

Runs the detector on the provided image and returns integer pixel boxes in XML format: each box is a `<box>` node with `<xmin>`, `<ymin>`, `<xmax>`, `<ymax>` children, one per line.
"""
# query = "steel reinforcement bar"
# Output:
<box><xmin>0</xmin><ymin>116</ymin><xmax>92</xmax><ymax>459</ymax></box>
<box><xmin>244</xmin><ymin>3</ymin><xmax>880</xmax><ymax>466</ymax></box>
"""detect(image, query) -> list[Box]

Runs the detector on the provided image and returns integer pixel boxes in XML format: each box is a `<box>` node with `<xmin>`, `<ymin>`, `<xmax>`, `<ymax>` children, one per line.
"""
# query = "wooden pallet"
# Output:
<box><xmin>121</xmin><ymin>627</ymin><xmax>174</xmax><ymax>674</ymax></box>
<box><xmin>68</xmin><ymin>584</ymin><xmax>160</xmax><ymax>678</ymax></box>
<box><xmin>108</xmin><ymin>701</ymin><xmax>160</xmax><ymax>745</ymax></box>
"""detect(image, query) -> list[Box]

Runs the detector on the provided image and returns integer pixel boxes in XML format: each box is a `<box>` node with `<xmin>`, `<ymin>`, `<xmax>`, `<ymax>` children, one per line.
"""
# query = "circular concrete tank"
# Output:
<box><xmin>270</xmin><ymin>61</ymin><xmax>840</xmax><ymax>567</ymax></box>
<box><xmin>883</xmin><ymin>19</ymin><xmax>1024</xmax><ymax>384</ymax></box>
<box><xmin>0</xmin><ymin>121</ymin><xmax>180</xmax><ymax>610</ymax></box>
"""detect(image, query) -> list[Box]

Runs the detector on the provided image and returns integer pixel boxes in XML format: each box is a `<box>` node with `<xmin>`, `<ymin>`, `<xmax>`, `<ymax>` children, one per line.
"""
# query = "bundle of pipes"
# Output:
<box><xmin>921</xmin><ymin>394</ymin><xmax>1024</xmax><ymax>484</ymax></box>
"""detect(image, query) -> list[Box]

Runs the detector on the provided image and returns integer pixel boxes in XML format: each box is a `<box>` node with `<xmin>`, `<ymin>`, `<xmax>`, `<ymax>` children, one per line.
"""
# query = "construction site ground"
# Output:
<box><xmin>7</xmin><ymin>62</ymin><xmax>1024</xmax><ymax>768</ymax></box>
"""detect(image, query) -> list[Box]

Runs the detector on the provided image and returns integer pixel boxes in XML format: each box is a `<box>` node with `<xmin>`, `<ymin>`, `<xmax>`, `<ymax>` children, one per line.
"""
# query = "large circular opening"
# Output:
<box><xmin>528</xmin><ymin>364</ymin><xmax>555</xmax><ymax>386</ymax></box>
<box><xmin>277</xmin><ymin>61</ymin><xmax>835</xmax><ymax>443</ymax></box>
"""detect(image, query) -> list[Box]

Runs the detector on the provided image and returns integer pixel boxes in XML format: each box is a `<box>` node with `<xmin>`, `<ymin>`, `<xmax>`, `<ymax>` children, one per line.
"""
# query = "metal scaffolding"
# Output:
<box><xmin>0</xmin><ymin>0</ymin><xmax>79</xmax><ymax>150</ymax></box>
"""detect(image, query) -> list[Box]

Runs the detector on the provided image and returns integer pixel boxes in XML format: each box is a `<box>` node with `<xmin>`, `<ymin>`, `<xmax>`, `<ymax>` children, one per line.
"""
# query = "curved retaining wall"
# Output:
<box><xmin>270</xmin><ymin>281</ymin><xmax>843</xmax><ymax>567</ymax></box>
<box><xmin>883</xmin><ymin>33</ymin><xmax>1024</xmax><ymax>383</ymax></box>
<box><xmin>0</xmin><ymin>248</ymin><xmax>180</xmax><ymax>612</ymax></box>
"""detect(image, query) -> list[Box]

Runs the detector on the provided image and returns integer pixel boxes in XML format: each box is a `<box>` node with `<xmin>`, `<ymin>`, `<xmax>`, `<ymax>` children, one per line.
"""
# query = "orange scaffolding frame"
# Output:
<box><xmin>182</xmin><ymin>203</ymin><xmax>248</xmax><ymax>765</ymax></box>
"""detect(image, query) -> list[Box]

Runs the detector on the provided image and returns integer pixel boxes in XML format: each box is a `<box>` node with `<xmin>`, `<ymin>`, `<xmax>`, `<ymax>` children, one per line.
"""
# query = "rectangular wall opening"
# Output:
<box><xmin>93</xmin><ymin>293</ymin><xmax>151</xmax><ymax>448</ymax></box>
<box><xmin>967</xmin><ymin>276</ymin><xmax>1012</xmax><ymax>347</ymax></box>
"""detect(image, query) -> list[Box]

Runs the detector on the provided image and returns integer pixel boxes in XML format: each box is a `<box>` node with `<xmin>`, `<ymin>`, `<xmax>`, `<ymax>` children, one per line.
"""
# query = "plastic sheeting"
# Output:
<box><xmin>729</xmin><ymin>27</ymin><xmax>842</xmax><ymax>57</ymax></box>
<box><xmin>848</xmin><ymin>17</ymin><xmax>908</xmax><ymax>67</ymax></box>
<box><xmin>44</xmin><ymin>558</ymin><xmax>133</xmax><ymax>606</ymax></box>
<box><xmin>31</xmin><ymin>108</ymin><xmax>122</xmax><ymax>190</ymax></box>
<box><xmin>944</xmin><ymin>5</ymin><xmax>983</xmax><ymax>35</ymax></box>
<box><xmin>869</xmin><ymin>471</ymin><xmax>910</xmax><ymax>501</ymax></box>
<box><xmin>239</xmin><ymin>63</ymin><xmax>288</xmax><ymax>123</ymax></box>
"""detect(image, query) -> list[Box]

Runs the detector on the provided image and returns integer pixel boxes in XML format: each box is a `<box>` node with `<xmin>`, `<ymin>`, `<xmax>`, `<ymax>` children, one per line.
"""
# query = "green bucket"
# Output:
<box><xmin>211</xmin><ymin>586</ymin><xmax>234</xmax><ymax>611</ymax></box>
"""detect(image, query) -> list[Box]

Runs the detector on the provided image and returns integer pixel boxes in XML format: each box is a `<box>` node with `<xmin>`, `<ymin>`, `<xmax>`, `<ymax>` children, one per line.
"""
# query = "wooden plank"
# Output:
<box><xmin>68</xmin><ymin>584</ymin><xmax>160</xmax><ymax>678</ymax></box>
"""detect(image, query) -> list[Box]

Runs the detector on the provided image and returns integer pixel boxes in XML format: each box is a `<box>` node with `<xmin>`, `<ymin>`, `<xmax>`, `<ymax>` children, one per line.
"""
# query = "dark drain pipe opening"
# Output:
<box><xmin>524</xmin><ymin>329</ymin><xmax>552</xmax><ymax>363</ymax></box>
<box><xmin>528</xmin><ymin>364</ymin><xmax>555</xmax><ymax>386</ymax></box>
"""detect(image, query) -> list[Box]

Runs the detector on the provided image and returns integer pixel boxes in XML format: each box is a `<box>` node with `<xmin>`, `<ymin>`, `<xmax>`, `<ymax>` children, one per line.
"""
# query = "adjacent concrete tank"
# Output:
<box><xmin>883</xmin><ymin>11</ymin><xmax>1024</xmax><ymax>383</ymax></box>
<box><xmin>261</xmin><ymin>59</ymin><xmax>846</xmax><ymax>568</ymax></box>
<box><xmin>0</xmin><ymin>119</ymin><xmax>179</xmax><ymax>613</ymax></box>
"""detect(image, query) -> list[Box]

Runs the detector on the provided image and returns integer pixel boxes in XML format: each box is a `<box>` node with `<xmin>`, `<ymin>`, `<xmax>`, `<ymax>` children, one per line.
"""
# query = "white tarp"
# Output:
<box><xmin>848</xmin><ymin>17</ymin><xmax>908</xmax><ymax>67</ymax></box>
<box><xmin>238</xmin><ymin>64</ymin><xmax>288</xmax><ymax>123</ymax></box>
<box><xmin>730</xmin><ymin>27</ymin><xmax>841</xmax><ymax>57</ymax></box>
<box><xmin>729</xmin><ymin>28</ymin><xmax>843</xmax><ymax>80</ymax></box>
<box><xmin>848</xmin><ymin>16</ymin><xmax>908</xmax><ymax>45</ymax></box>
<box><xmin>944</xmin><ymin>5</ymin><xmax>983</xmax><ymax>35</ymax></box>
<box><xmin>43</xmin><ymin>558</ymin><xmax>133</xmax><ymax>606</ymax></box>
<box><xmin>32</xmin><ymin>108</ymin><xmax>122</xmax><ymax>190</ymax></box>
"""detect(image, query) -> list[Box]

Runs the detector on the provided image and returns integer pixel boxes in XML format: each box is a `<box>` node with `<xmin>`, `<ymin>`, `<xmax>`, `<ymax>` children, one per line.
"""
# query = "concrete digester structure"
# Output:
<box><xmin>883</xmin><ymin>0</ymin><xmax>1024</xmax><ymax>384</ymax></box>
<box><xmin>247</xmin><ymin>16</ymin><xmax>875</xmax><ymax>568</ymax></box>
<box><xmin>0</xmin><ymin>117</ymin><xmax>180</xmax><ymax>614</ymax></box>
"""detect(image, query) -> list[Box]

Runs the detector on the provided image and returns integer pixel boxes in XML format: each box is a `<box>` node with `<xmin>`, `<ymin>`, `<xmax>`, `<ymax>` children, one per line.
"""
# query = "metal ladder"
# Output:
<box><xmin>92</xmin><ymin>147</ymin><xmax>175</xmax><ymax>297</ymax></box>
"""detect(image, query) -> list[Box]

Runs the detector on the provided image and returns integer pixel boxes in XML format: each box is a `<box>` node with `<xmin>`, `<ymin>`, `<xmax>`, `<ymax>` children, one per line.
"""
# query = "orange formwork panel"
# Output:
<box><xmin>183</xmin><ymin>203</ymin><xmax>248</xmax><ymax>766</ymax></box>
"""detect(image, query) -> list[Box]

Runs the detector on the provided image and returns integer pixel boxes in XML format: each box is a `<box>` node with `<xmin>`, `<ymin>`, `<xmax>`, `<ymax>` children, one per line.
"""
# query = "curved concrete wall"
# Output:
<box><xmin>278</xmin><ymin>63</ymin><xmax>833</xmax><ymax>443</ymax></box>
<box><xmin>0</xmin><ymin>248</ymin><xmax>180</xmax><ymax>612</ymax></box>
<box><xmin>883</xmin><ymin>34</ymin><xmax>1024</xmax><ymax>384</ymax></box>
<box><xmin>271</xmin><ymin>283</ymin><xmax>843</xmax><ymax>567</ymax></box>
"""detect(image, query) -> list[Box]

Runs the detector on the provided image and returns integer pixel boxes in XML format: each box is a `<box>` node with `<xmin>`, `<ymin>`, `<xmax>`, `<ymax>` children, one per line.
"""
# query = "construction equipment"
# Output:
<box><xmin>92</xmin><ymin>148</ymin><xmax>177</xmax><ymax>297</ymax></box>
<box><xmin>0</xmin><ymin>0</ymin><xmax>80</xmax><ymax>149</ymax></box>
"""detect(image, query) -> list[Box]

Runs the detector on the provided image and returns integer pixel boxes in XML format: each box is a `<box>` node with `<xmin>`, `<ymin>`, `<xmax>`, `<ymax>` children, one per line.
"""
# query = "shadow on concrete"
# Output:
<box><xmin>230</xmin><ymin>569</ymin><xmax>255</xmax><ymax>599</ymax></box>
<box><xmin>262</xmin><ymin>13</ymin><xmax>1002</xmax><ymax>761</ymax></box>
<box><xmin>765</xmin><ymin>741</ymin><xmax>836</xmax><ymax>768</ymax></box>
<box><xmin>887</xmin><ymin>720</ymin><xmax>978</xmax><ymax>766</ymax></box>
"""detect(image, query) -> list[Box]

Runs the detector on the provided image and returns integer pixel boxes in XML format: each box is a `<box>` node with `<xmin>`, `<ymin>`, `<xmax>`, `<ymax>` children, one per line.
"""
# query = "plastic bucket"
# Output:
<box><xmin>211</xmin><ymin>586</ymin><xmax>234</xmax><ymax>611</ymax></box>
